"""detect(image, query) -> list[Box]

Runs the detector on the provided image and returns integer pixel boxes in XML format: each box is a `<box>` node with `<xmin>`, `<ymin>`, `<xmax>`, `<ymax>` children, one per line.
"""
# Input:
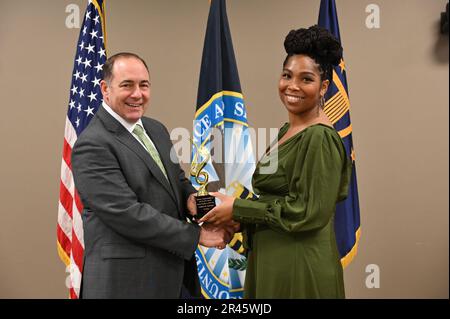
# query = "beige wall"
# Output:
<box><xmin>0</xmin><ymin>0</ymin><xmax>448</xmax><ymax>298</ymax></box>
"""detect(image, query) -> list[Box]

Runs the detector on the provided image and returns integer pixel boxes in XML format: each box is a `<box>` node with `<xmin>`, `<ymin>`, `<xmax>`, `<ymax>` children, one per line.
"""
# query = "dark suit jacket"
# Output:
<box><xmin>72</xmin><ymin>106</ymin><xmax>201</xmax><ymax>299</ymax></box>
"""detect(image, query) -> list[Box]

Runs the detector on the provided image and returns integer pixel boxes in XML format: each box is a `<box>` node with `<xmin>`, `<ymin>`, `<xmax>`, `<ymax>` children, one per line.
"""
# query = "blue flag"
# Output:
<box><xmin>192</xmin><ymin>0</ymin><xmax>255</xmax><ymax>299</ymax></box>
<box><xmin>318</xmin><ymin>0</ymin><xmax>361</xmax><ymax>267</ymax></box>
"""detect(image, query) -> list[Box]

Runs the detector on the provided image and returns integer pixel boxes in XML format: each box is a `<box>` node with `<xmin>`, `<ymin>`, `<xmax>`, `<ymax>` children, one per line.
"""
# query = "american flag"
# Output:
<box><xmin>57</xmin><ymin>0</ymin><xmax>107</xmax><ymax>299</ymax></box>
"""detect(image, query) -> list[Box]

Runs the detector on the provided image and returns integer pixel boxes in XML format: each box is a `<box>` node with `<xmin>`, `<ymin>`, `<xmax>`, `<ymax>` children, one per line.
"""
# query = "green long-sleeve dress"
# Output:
<box><xmin>232</xmin><ymin>123</ymin><xmax>352</xmax><ymax>299</ymax></box>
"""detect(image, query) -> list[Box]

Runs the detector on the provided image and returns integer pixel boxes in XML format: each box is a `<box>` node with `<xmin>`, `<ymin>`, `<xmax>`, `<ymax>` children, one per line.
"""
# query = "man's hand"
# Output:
<box><xmin>187</xmin><ymin>193</ymin><xmax>197</xmax><ymax>217</ymax></box>
<box><xmin>199</xmin><ymin>223</ymin><xmax>232</xmax><ymax>249</ymax></box>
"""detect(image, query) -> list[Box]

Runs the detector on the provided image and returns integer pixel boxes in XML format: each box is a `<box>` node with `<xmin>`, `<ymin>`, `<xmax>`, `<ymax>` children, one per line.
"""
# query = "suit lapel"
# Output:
<box><xmin>97</xmin><ymin>107</ymin><xmax>177</xmax><ymax>203</ymax></box>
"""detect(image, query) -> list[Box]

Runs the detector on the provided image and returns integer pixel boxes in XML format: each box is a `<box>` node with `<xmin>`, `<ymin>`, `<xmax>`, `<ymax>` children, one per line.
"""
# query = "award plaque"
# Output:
<box><xmin>190</xmin><ymin>139</ymin><xmax>216</xmax><ymax>219</ymax></box>
<box><xmin>194</xmin><ymin>192</ymin><xmax>216</xmax><ymax>219</ymax></box>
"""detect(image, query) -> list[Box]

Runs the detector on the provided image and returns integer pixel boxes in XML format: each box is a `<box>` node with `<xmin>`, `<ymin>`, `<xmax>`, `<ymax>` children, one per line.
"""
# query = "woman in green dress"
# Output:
<box><xmin>199</xmin><ymin>25</ymin><xmax>352</xmax><ymax>299</ymax></box>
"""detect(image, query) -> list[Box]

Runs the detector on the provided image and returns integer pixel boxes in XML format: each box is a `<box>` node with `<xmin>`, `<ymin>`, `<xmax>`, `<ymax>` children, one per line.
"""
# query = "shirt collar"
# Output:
<box><xmin>102</xmin><ymin>101</ymin><xmax>143</xmax><ymax>134</ymax></box>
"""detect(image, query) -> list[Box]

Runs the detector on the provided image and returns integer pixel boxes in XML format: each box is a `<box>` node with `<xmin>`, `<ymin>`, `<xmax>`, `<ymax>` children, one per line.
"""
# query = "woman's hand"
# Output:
<box><xmin>198</xmin><ymin>192</ymin><xmax>235</xmax><ymax>226</ymax></box>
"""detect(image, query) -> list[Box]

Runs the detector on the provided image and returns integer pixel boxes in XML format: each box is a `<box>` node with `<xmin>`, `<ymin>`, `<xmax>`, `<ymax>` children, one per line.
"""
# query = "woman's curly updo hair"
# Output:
<box><xmin>283</xmin><ymin>25</ymin><xmax>343</xmax><ymax>82</ymax></box>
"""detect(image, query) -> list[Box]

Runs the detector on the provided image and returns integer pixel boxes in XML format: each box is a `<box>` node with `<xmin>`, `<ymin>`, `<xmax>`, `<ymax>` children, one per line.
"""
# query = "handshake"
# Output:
<box><xmin>187</xmin><ymin>193</ymin><xmax>240</xmax><ymax>250</ymax></box>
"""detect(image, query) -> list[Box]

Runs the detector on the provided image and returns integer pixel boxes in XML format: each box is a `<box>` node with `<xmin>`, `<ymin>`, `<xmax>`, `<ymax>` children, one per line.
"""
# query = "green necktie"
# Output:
<box><xmin>133</xmin><ymin>124</ymin><xmax>168</xmax><ymax>180</ymax></box>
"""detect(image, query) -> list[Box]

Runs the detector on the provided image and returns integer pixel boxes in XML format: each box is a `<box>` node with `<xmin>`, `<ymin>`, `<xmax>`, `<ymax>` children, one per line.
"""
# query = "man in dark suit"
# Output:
<box><xmin>72</xmin><ymin>52</ymin><xmax>229</xmax><ymax>299</ymax></box>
